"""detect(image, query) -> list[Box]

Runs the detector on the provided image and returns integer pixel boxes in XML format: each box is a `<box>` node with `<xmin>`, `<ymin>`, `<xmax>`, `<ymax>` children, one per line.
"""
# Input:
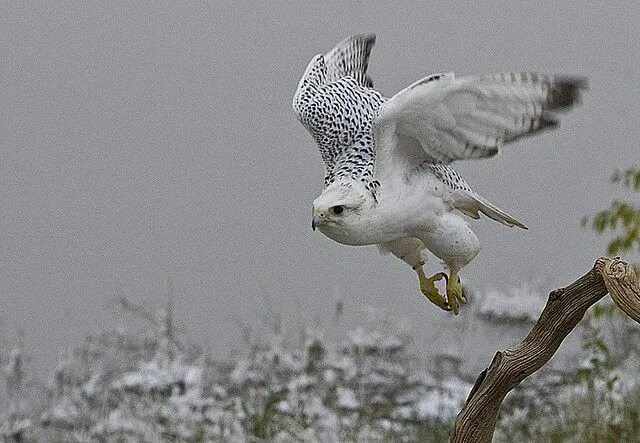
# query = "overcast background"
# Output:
<box><xmin>1</xmin><ymin>1</ymin><xmax>638</xmax><ymax>374</ymax></box>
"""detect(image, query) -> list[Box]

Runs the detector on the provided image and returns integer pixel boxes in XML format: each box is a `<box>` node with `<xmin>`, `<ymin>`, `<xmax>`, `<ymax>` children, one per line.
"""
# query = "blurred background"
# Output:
<box><xmin>0</xmin><ymin>1</ymin><xmax>639</xmax><ymax>439</ymax></box>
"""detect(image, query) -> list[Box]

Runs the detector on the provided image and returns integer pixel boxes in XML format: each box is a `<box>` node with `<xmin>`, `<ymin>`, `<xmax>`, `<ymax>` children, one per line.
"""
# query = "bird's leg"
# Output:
<box><xmin>445</xmin><ymin>270</ymin><xmax>466</xmax><ymax>315</ymax></box>
<box><xmin>414</xmin><ymin>264</ymin><xmax>450</xmax><ymax>311</ymax></box>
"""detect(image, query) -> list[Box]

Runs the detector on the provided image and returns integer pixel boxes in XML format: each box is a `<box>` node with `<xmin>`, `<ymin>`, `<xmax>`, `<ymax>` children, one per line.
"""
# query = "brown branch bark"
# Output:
<box><xmin>596</xmin><ymin>258</ymin><xmax>640</xmax><ymax>323</ymax></box>
<box><xmin>451</xmin><ymin>257</ymin><xmax>640</xmax><ymax>443</ymax></box>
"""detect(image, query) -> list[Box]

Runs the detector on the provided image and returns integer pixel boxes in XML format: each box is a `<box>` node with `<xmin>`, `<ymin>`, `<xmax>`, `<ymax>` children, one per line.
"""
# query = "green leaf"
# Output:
<box><xmin>594</xmin><ymin>212</ymin><xmax>609</xmax><ymax>233</ymax></box>
<box><xmin>610</xmin><ymin>213</ymin><xmax>619</xmax><ymax>229</ymax></box>
<box><xmin>623</xmin><ymin>167</ymin><xmax>639</xmax><ymax>188</ymax></box>
<box><xmin>607</xmin><ymin>238</ymin><xmax>621</xmax><ymax>255</ymax></box>
<box><xmin>593</xmin><ymin>304</ymin><xmax>603</xmax><ymax>318</ymax></box>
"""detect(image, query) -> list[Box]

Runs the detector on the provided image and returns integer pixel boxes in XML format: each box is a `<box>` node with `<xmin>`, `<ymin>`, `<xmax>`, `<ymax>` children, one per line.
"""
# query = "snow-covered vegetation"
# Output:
<box><xmin>0</xmin><ymin>299</ymin><xmax>472</xmax><ymax>441</ymax></box>
<box><xmin>1</xmin><ymin>291</ymin><xmax>639</xmax><ymax>441</ymax></box>
<box><xmin>477</xmin><ymin>282</ymin><xmax>547</xmax><ymax>324</ymax></box>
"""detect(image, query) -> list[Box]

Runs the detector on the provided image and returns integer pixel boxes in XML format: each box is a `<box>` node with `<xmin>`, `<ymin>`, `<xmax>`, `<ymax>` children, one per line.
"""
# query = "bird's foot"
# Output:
<box><xmin>445</xmin><ymin>270</ymin><xmax>466</xmax><ymax>315</ymax></box>
<box><xmin>415</xmin><ymin>266</ymin><xmax>450</xmax><ymax>311</ymax></box>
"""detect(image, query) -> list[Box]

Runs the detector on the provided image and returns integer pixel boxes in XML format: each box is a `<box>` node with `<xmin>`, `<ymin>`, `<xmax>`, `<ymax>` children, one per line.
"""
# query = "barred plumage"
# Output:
<box><xmin>293</xmin><ymin>35</ymin><xmax>384</xmax><ymax>195</ymax></box>
<box><xmin>293</xmin><ymin>34</ymin><xmax>586</xmax><ymax>314</ymax></box>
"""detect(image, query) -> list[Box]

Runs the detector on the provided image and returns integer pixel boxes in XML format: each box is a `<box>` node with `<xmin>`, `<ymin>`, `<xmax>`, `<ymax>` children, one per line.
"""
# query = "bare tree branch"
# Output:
<box><xmin>451</xmin><ymin>257</ymin><xmax>640</xmax><ymax>443</ymax></box>
<box><xmin>597</xmin><ymin>258</ymin><xmax>640</xmax><ymax>323</ymax></box>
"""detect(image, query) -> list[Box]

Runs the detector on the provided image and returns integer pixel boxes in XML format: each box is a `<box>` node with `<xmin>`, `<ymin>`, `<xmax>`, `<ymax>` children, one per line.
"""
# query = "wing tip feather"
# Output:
<box><xmin>546</xmin><ymin>76</ymin><xmax>588</xmax><ymax>110</ymax></box>
<box><xmin>512</xmin><ymin>220</ymin><xmax>528</xmax><ymax>230</ymax></box>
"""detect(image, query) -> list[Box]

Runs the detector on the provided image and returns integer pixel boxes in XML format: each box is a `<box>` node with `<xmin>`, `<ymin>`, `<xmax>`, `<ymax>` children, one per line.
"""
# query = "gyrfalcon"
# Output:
<box><xmin>293</xmin><ymin>34</ymin><xmax>585</xmax><ymax>314</ymax></box>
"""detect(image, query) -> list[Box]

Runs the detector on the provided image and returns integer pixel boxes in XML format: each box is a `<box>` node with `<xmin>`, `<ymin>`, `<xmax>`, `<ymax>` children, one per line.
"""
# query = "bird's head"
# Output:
<box><xmin>311</xmin><ymin>182</ymin><xmax>375</xmax><ymax>237</ymax></box>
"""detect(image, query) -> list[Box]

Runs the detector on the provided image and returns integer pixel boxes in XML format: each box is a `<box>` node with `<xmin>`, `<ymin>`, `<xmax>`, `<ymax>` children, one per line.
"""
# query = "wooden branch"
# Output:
<box><xmin>596</xmin><ymin>258</ymin><xmax>640</xmax><ymax>323</ymax></box>
<box><xmin>451</xmin><ymin>257</ymin><xmax>640</xmax><ymax>443</ymax></box>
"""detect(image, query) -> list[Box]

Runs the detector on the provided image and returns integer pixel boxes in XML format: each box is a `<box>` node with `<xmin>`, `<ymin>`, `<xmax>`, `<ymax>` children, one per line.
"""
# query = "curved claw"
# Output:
<box><xmin>445</xmin><ymin>272</ymin><xmax>464</xmax><ymax>315</ymax></box>
<box><xmin>416</xmin><ymin>268</ymin><xmax>450</xmax><ymax>311</ymax></box>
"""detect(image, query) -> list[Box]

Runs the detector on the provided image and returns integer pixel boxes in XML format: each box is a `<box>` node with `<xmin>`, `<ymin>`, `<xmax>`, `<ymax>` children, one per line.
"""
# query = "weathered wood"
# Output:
<box><xmin>596</xmin><ymin>257</ymin><xmax>640</xmax><ymax>323</ymax></box>
<box><xmin>450</xmin><ymin>257</ymin><xmax>640</xmax><ymax>443</ymax></box>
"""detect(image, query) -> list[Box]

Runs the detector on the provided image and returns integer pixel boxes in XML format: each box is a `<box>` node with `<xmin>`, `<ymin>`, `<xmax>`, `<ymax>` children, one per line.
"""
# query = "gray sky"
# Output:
<box><xmin>1</xmin><ymin>1</ymin><xmax>638</xmax><ymax>373</ymax></box>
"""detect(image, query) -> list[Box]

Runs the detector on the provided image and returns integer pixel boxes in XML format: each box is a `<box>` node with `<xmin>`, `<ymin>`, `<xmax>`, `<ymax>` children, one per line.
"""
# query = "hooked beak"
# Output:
<box><xmin>312</xmin><ymin>215</ymin><xmax>323</xmax><ymax>231</ymax></box>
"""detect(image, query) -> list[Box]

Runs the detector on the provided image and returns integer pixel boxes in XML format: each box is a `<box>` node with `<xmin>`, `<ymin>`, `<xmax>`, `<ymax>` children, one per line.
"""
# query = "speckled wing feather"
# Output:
<box><xmin>324</xmin><ymin>34</ymin><xmax>376</xmax><ymax>88</ymax></box>
<box><xmin>293</xmin><ymin>35</ymin><xmax>384</xmax><ymax>192</ymax></box>
<box><xmin>373</xmin><ymin>72</ymin><xmax>587</xmax><ymax>179</ymax></box>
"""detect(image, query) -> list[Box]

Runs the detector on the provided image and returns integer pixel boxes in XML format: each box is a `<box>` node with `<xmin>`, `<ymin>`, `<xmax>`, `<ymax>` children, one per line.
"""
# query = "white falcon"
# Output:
<box><xmin>293</xmin><ymin>34</ymin><xmax>585</xmax><ymax>314</ymax></box>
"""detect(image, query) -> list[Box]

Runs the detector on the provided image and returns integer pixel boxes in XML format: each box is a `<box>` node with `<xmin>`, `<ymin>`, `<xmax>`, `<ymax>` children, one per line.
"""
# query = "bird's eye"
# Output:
<box><xmin>331</xmin><ymin>205</ymin><xmax>344</xmax><ymax>215</ymax></box>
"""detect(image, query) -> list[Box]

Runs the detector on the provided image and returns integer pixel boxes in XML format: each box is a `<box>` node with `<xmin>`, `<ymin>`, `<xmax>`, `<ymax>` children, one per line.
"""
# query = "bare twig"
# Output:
<box><xmin>451</xmin><ymin>257</ymin><xmax>640</xmax><ymax>443</ymax></box>
<box><xmin>113</xmin><ymin>295</ymin><xmax>159</xmax><ymax>326</ymax></box>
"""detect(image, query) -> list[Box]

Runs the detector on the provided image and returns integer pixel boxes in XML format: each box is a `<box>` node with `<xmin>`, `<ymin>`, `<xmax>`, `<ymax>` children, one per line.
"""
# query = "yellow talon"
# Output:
<box><xmin>415</xmin><ymin>266</ymin><xmax>450</xmax><ymax>311</ymax></box>
<box><xmin>445</xmin><ymin>270</ymin><xmax>466</xmax><ymax>315</ymax></box>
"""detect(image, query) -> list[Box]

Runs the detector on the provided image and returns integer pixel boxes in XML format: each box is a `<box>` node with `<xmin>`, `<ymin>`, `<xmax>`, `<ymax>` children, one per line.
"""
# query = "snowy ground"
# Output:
<box><xmin>1</xmin><ymin>290</ymin><xmax>638</xmax><ymax>441</ymax></box>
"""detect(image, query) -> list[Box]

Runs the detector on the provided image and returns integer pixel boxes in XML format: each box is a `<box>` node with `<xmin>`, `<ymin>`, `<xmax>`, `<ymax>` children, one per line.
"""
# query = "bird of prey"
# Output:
<box><xmin>293</xmin><ymin>34</ymin><xmax>585</xmax><ymax>314</ymax></box>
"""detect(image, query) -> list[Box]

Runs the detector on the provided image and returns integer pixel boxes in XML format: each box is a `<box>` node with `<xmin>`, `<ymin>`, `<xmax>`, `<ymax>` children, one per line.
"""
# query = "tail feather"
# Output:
<box><xmin>456</xmin><ymin>193</ymin><xmax>527</xmax><ymax>229</ymax></box>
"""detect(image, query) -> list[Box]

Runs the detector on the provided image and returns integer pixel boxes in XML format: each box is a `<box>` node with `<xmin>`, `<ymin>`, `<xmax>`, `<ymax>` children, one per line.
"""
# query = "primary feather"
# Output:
<box><xmin>293</xmin><ymin>35</ymin><xmax>383</xmax><ymax>195</ymax></box>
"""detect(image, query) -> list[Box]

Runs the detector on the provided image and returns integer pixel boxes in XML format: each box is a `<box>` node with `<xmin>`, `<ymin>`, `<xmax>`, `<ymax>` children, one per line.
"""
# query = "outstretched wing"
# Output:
<box><xmin>324</xmin><ymin>34</ymin><xmax>376</xmax><ymax>88</ymax></box>
<box><xmin>372</xmin><ymin>72</ymin><xmax>587</xmax><ymax>181</ymax></box>
<box><xmin>293</xmin><ymin>35</ymin><xmax>379</xmax><ymax>177</ymax></box>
